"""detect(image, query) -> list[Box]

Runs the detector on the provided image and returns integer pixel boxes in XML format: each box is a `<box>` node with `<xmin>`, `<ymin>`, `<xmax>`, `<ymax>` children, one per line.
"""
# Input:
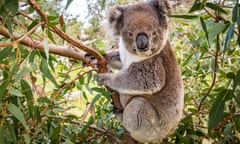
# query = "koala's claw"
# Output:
<box><xmin>96</xmin><ymin>73</ymin><xmax>109</xmax><ymax>86</ymax></box>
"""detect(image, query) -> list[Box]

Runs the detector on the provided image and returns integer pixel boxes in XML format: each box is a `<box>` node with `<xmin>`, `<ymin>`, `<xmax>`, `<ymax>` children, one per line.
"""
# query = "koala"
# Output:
<box><xmin>97</xmin><ymin>0</ymin><xmax>184</xmax><ymax>143</ymax></box>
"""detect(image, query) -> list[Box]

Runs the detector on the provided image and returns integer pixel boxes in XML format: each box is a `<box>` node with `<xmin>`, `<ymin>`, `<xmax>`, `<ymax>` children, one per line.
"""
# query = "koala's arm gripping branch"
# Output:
<box><xmin>27</xmin><ymin>0</ymin><xmax>107</xmax><ymax>73</ymax></box>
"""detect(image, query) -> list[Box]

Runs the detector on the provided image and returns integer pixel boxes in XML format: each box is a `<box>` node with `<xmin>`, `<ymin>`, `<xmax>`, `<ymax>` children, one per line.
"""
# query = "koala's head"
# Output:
<box><xmin>108</xmin><ymin>0</ymin><xmax>171</xmax><ymax>57</ymax></box>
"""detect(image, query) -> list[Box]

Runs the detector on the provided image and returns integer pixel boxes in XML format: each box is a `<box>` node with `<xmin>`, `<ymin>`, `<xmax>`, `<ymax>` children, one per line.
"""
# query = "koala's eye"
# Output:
<box><xmin>128</xmin><ymin>31</ymin><xmax>133</xmax><ymax>38</ymax></box>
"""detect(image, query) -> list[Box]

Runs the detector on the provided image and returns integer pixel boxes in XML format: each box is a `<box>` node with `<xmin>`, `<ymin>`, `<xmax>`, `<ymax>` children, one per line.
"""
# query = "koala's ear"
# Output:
<box><xmin>150</xmin><ymin>0</ymin><xmax>171</xmax><ymax>14</ymax></box>
<box><xmin>107</xmin><ymin>6</ymin><xmax>124</xmax><ymax>36</ymax></box>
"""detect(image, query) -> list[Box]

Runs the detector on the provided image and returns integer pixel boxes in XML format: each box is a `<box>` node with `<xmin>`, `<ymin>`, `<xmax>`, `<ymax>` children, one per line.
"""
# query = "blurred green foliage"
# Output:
<box><xmin>0</xmin><ymin>0</ymin><xmax>239</xmax><ymax>143</ymax></box>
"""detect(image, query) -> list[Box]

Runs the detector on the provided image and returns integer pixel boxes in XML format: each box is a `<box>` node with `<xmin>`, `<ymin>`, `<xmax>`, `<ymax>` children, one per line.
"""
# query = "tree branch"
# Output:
<box><xmin>198</xmin><ymin>34</ymin><xmax>220</xmax><ymax>111</ymax></box>
<box><xmin>0</xmin><ymin>22</ymin><xmax>44</xmax><ymax>47</ymax></box>
<box><xmin>27</xmin><ymin>0</ymin><xmax>107</xmax><ymax>72</ymax></box>
<box><xmin>0</xmin><ymin>25</ymin><xmax>90</xmax><ymax>63</ymax></box>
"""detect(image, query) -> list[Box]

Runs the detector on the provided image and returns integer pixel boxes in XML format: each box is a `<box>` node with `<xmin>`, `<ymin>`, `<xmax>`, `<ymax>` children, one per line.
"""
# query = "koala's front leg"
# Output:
<box><xmin>96</xmin><ymin>73</ymin><xmax>114</xmax><ymax>86</ymax></box>
<box><xmin>105</xmin><ymin>50</ymin><xmax>122</xmax><ymax>69</ymax></box>
<box><xmin>97</xmin><ymin>66</ymin><xmax>165</xmax><ymax>95</ymax></box>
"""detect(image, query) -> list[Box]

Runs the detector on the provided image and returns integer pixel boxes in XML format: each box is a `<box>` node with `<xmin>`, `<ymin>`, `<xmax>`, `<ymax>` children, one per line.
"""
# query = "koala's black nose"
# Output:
<box><xmin>136</xmin><ymin>33</ymin><xmax>148</xmax><ymax>50</ymax></box>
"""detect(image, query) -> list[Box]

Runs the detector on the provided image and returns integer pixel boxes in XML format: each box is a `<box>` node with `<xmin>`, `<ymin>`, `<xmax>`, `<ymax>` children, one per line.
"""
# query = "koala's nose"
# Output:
<box><xmin>136</xmin><ymin>33</ymin><xmax>148</xmax><ymax>50</ymax></box>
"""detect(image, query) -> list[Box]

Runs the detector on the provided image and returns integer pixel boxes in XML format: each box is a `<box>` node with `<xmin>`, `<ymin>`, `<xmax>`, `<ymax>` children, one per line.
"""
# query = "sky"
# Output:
<box><xmin>61</xmin><ymin>0</ymin><xmax>88</xmax><ymax>21</ymax></box>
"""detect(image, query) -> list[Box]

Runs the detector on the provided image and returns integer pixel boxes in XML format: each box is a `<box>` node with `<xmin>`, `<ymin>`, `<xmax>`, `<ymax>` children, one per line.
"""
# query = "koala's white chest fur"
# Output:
<box><xmin>119</xmin><ymin>37</ymin><xmax>147</xmax><ymax>69</ymax></box>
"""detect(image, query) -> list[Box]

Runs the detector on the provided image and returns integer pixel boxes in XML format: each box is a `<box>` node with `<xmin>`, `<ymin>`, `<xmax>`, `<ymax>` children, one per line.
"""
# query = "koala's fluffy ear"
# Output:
<box><xmin>107</xmin><ymin>6</ymin><xmax>124</xmax><ymax>36</ymax></box>
<box><xmin>151</xmin><ymin>0</ymin><xmax>171</xmax><ymax>14</ymax></box>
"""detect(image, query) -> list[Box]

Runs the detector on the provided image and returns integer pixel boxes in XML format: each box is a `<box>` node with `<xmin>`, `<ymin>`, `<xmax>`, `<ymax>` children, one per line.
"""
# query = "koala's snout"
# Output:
<box><xmin>136</xmin><ymin>33</ymin><xmax>148</xmax><ymax>51</ymax></box>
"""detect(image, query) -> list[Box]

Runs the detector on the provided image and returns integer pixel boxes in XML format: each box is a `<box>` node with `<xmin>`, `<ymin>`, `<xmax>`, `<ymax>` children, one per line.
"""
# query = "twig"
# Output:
<box><xmin>69</xmin><ymin>120</ymin><xmax>123</xmax><ymax>144</ymax></box>
<box><xmin>213</xmin><ymin>109</ymin><xmax>240</xmax><ymax>131</ymax></box>
<box><xmin>27</xmin><ymin>0</ymin><xmax>48</xmax><ymax>23</ymax></box>
<box><xmin>198</xmin><ymin>34</ymin><xmax>220</xmax><ymax>111</ymax></box>
<box><xmin>0</xmin><ymin>25</ymin><xmax>90</xmax><ymax>63</ymax></box>
<box><xmin>18</xmin><ymin>9</ymin><xmax>34</xmax><ymax>21</ymax></box>
<box><xmin>0</xmin><ymin>22</ymin><xmax>44</xmax><ymax>47</ymax></box>
<box><xmin>40</xmin><ymin>69</ymin><xmax>96</xmax><ymax>116</ymax></box>
<box><xmin>27</xmin><ymin>0</ymin><xmax>107</xmax><ymax>72</ymax></box>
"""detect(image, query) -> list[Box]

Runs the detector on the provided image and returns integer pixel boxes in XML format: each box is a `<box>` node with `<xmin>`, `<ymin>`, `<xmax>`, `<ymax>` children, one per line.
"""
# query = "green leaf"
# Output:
<box><xmin>208</xmin><ymin>94</ymin><xmax>225</xmax><ymax>133</ymax></box>
<box><xmin>40</xmin><ymin>59</ymin><xmax>58</xmax><ymax>87</ymax></box>
<box><xmin>232</xmin><ymin>2</ymin><xmax>239</xmax><ymax>22</ymax></box>
<box><xmin>81</xmin><ymin>116</ymin><xmax>94</xmax><ymax>134</ymax></box>
<box><xmin>200</xmin><ymin>17</ymin><xmax>209</xmax><ymax>45</ymax></box>
<box><xmin>21</xmin><ymin>79</ymin><xmax>34</xmax><ymax>117</ymax></box>
<box><xmin>4</xmin><ymin>0</ymin><xmax>18</xmax><ymax>16</ymax></box>
<box><xmin>65</xmin><ymin>0</ymin><xmax>74</xmax><ymax>9</ymax></box>
<box><xmin>66</xmin><ymin>139</ymin><xmax>74</xmax><ymax>144</ymax></box>
<box><xmin>189</xmin><ymin>0</ymin><xmax>206</xmax><ymax>13</ymax></box>
<box><xmin>82</xmin><ymin>91</ymin><xmax>88</xmax><ymax>101</ymax></box>
<box><xmin>238</xmin><ymin>32</ymin><xmax>240</xmax><ymax>47</ymax></box>
<box><xmin>6</xmin><ymin>17</ymin><xmax>13</xmax><ymax>35</ymax></box>
<box><xmin>206</xmin><ymin>3</ymin><xmax>228</xmax><ymax>15</ymax></box>
<box><xmin>92</xmin><ymin>87</ymin><xmax>111</xmax><ymax>100</ymax></box>
<box><xmin>14</xmin><ymin>66</ymin><xmax>31</xmax><ymax>82</ymax></box>
<box><xmin>27</xmin><ymin>19</ymin><xmax>39</xmax><ymax>31</ymax></box>
<box><xmin>47</xmin><ymin>15</ymin><xmax>58</xmax><ymax>21</ymax></box>
<box><xmin>91</xmin><ymin>94</ymin><xmax>101</xmax><ymax>105</ymax></box>
<box><xmin>223</xmin><ymin>24</ymin><xmax>235</xmax><ymax>55</ymax></box>
<box><xmin>23</xmin><ymin>134</ymin><xmax>30</xmax><ymax>144</ymax></box>
<box><xmin>0</xmin><ymin>46</ymin><xmax>13</xmax><ymax>62</ymax></box>
<box><xmin>29</xmin><ymin>50</ymin><xmax>38</xmax><ymax>63</ymax></box>
<box><xmin>208</xmin><ymin>23</ymin><xmax>227</xmax><ymax>43</ymax></box>
<box><xmin>10</xmin><ymin>64</ymin><xmax>19</xmax><ymax>78</ymax></box>
<box><xmin>37</xmin><ymin>97</ymin><xmax>51</xmax><ymax>104</ymax></box>
<box><xmin>7</xmin><ymin>103</ymin><xmax>28</xmax><ymax>130</ymax></box>
<box><xmin>34</xmin><ymin>106</ymin><xmax>41</xmax><ymax>122</ymax></box>
<box><xmin>47</xmin><ymin>21</ymin><xmax>59</xmax><ymax>27</ymax></box>
<box><xmin>233</xmin><ymin>69</ymin><xmax>240</xmax><ymax>91</ymax></box>
<box><xmin>8</xmin><ymin>124</ymin><xmax>17</xmax><ymax>144</ymax></box>
<box><xmin>43</xmin><ymin>38</ymin><xmax>49</xmax><ymax>61</ymax></box>
<box><xmin>47</xmin><ymin>30</ymin><xmax>56</xmax><ymax>44</ymax></box>
<box><xmin>0</xmin><ymin>126</ymin><xmax>4</xmax><ymax>144</ymax></box>
<box><xmin>181</xmin><ymin>52</ymin><xmax>193</xmax><ymax>66</ymax></box>
<box><xmin>0</xmin><ymin>80</ymin><xmax>9</xmax><ymax>100</ymax></box>
<box><xmin>9</xmin><ymin>88</ymin><xmax>23</xmax><ymax>97</ymax></box>
<box><xmin>223</xmin><ymin>123</ymin><xmax>233</xmax><ymax>137</ymax></box>
<box><xmin>170</xmin><ymin>15</ymin><xmax>199</xmax><ymax>19</ymax></box>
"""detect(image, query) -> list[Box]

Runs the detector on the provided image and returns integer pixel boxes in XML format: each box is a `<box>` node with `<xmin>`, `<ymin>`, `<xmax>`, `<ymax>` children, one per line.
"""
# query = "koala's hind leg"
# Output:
<box><xmin>123</xmin><ymin>97</ymin><xmax>159</xmax><ymax>142</ymax></box>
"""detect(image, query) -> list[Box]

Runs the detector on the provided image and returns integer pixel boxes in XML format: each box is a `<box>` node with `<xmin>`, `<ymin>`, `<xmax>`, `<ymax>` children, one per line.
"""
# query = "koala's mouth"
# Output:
<box><xmin>134</xmin><ymin>48</ymin><xmax>154</xmax><ymax>56</ymax></box>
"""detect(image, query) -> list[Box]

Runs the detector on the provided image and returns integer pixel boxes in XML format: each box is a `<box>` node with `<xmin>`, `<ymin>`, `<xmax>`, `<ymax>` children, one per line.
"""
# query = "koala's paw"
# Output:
<box><xmin>96</xmin><ymin>73</ymin><xmax>110</xmax><ymax>86</ymax></box>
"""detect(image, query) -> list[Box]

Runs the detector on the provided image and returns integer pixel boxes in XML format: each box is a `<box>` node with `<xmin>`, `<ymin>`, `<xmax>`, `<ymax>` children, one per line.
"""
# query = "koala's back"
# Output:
<box><xmin>121</xmin><ymin>41</ymin><xmax>184</xmax><ymax>143</ymax></box>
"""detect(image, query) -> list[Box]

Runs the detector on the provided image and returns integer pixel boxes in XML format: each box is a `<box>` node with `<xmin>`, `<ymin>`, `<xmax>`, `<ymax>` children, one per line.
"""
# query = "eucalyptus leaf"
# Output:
<box><xmin>21</xmin><ymin>79</ymin><xmax>34</xmax><ymax>117</ymax></box>
<box><xmin>232</xmin><ymin>2</ymin><xmax>239</xmax><ymax>22</ymax></box>
<box><xmin>208</xmin><ymin>23</ymin><xmax>227</xmax><ymax>43</ymax></box>
<box><xmin>8</xmin><ymin>124</ymin><xmax>17</xmax><ymax>143</ymax></box>
<box><xmin>170</xmin><ymin>15</ymin><xmax>199</xmax><ymax>19</ymax></box>
<box><xmin>23</xmin><ymin>134</ymin><xmax>30</xmax><ymax>144</ymax></box>
<box><xmin>206</xmin><ymin>3</ymin><xmax>228</xmax><ymax>15</ymax></box>
<box><xmin>9</xmin><ymin>88</ymin><xmax>23</xmax><ymax>97</ymax></box>
<box><xmin>0</xmin><ymin>80</ymin><xmax>9</xmax><ymax>100</ymax></box>
<box><xmin>0</xmin><ymin>46</ymin><xmax>13</xmax><ymax>62</ymax></box>
<box><xmin>0</xmin><ymin>126</ymin><xmax>4</xmax><ymax>144</ymax></box>
<box><xmin>40</xmin><ymin>59</ymin><xmax>58</xmax><ymax>87</ymax></box>
<box><xmin>7</xmin><ymin>103</ymin><xmax>28</xmax><ymax>130</ymax></box>
<box><xmin>65</xmin><ymin>0</ymin><xmax>74</xmax><ymax>9</ymax></box>
<box><xmin>189</xmin><ymin>0</ymin><xmax>206</xmax><ymax>13</ymax></box>
<box><xmin>223</xmin><ymin>24</ymin><xmax>235</xmax><ymax>56</ymax></box>
<box><xmin>43</xmin><ymin>38</ymin><xmax>49</xmax><ymax>61</ymax></box>
<box><xmin>208</xmin><ymin>94</ymin><xmax>225</xmax><ymax>133</ymax></box>
<box><xmin>200</xmin><ymin>17</ymin><xmax>209</xmax><ymax>45</ymax></box>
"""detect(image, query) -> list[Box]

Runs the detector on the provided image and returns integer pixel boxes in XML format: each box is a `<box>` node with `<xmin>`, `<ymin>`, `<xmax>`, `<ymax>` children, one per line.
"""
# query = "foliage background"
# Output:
<box><xmin>0</xmin><ymin>0</ymin><xmax>239</xmax><ymax>143</ymax></box>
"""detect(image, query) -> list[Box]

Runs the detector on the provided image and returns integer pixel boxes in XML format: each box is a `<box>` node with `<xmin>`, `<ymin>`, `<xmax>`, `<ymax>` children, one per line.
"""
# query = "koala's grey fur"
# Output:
<box><xmin>97</xmin><ymin>0</ymin><xmax>184</xmax><ymax>143</ymax></box>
